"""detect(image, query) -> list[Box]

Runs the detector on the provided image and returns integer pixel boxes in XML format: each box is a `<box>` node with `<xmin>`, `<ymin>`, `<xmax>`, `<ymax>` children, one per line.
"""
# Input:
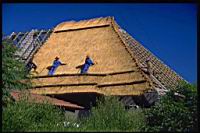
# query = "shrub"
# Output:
<box><xmin>144</xmin><ymin>81</ymin><xmax>198</xmax><ymax>132</ymax></box>
<box><xmin>2</xmin><ymin>97</ymin><xmax>67</xmax><ymax>132</ymax></box>
<box><xmin>2</xmin><ymin>39</ymin><xmax>31</xmax><ymax>103</ymax></box>
<box><xmin>80</xmin><ymin>96</ymin><xmax>146</xmax><ymax>132</ymax></box>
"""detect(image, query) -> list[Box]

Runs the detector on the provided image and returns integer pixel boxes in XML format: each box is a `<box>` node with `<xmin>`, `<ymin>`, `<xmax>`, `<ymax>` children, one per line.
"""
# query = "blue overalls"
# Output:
<box><xmin>81</xmin><ymin>57</ymin><xmax>94</xmax><ymax>74</ymax></box>
<box><xmin>48</xmin><ymin>60</ymin><xmax>62</xmax><ymax>75</ymax></box>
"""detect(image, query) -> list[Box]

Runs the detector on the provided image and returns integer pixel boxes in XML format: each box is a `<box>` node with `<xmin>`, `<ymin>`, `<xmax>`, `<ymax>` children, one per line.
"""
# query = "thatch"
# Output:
<box><xmin>54</xmin><ymin>17</ymin><xmax>112</xmax><ymax>32</ymax></box>
<box><xmin>32</xmin><ymin>17</ymin><xmax>139</xmax><ymax>75</ymax></box>
<box><xmin>30</xmin><ymin>17</ymin><xmax>154</xmax><ymax>96</ymax></box>
<box><xmin>31</xmin><ymin>69</ymin><xmax>143</xmax><ymax>86</ymax></box>
<box><xmin>30</xmin><ymin>82</ymin><xmax>148</xmax><ymax>96</ymax></box>
<box><xmin>29</xmin><ymin>71</ymin><xmax>151</xmax><ymax>96</ymax></box>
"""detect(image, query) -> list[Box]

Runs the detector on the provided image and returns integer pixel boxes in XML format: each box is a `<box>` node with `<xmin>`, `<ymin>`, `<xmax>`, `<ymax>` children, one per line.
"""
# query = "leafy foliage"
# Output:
<box><xmin>144</xmin><ymin>81</ymin><xmax>198</xmax><ymax>132</ymax></box>
<box><xmin>80</xmin><ymin>96</ymin><xmax>146</xmax><ymax>132</ymax></box>
<box><xmin>2</xmin><ymin>96</ymin><xmax>146</xmax><ymax>132</ymax></box>
<box><xmin>2</xmin><ymin>97</ymin><xmax>67</xmax><ymax>132</ymax></box>
<box><xmin>2</xmin><ymin>39</ymin><xmax>31</xmax><ymax>103</ymax></box>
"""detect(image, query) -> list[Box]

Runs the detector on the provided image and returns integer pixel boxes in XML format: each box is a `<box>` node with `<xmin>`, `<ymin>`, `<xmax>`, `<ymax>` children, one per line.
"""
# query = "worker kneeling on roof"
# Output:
<box><xmin>48</xmin><ymin>57</ymin><xmax>66</xmax><ymax>75</ymax></box>
<box><xmin>26</xmin><ymin>59</ymin><xmax>37</xmax><ymax>72</ymax></box>
<box><xmin>81</xmin><ymin>55</ymin><xmax>96</xmax><ymax>74</ymax></box>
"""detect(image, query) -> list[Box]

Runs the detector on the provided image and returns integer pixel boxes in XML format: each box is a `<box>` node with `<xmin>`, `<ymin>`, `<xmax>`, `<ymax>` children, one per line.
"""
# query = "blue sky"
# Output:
<box><xmin>2</xmin><ymin>3</ymin><xmax>197</xmax><ymax>83</ymax></box>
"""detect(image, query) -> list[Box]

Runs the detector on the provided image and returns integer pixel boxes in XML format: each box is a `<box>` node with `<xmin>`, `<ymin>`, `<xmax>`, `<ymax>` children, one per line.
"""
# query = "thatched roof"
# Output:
<box><xmin>29</xmin><ymin>16</ymin><xmax>155</xmax><ymax>96</ymax></box>
<box><xmin>32</xmin><ymin>16</ymin><xmax>140</xmax><ymax>75</ymax></box>
<box><xmin>30</xmin><ymin>70</ymin><xmax>151</xmax><ymax>96</ymax></box>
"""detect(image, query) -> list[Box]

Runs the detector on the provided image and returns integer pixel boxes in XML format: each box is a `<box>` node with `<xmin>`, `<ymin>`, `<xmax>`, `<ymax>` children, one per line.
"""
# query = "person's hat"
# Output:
<box><xmin>86</xmin><ymin>54</ymin><xmax>90</xmax><ymax>58</ymax></box>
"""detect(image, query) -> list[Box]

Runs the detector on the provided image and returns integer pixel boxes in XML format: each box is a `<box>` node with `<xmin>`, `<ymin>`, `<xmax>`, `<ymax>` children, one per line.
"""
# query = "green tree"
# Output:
<box><xmin>144</xmin><ymin>81</ymin><xmax>198</xmax><ymax>132</ymax></box>
<box><xmin>2</xmin><ymin>39</ymin><xmax>31</xmax><ymax>103</ymax></box>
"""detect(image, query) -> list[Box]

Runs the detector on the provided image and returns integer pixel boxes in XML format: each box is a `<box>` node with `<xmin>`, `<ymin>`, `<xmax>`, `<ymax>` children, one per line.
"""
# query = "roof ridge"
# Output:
<box><xmin>54</xmin><ymin>16</ymin><xmax>113</xmax><ymax>32</ymax></box>
<box><xmin>68</xmin><ymin>16</ymin><xmax>112</xmax><ymax>22</ymax></box>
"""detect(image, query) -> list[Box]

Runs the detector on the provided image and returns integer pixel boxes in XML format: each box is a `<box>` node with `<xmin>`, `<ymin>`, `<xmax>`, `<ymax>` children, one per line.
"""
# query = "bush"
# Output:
<box><xmin>2</xmin><ymin>39</ymin><xmax>69</xmax><ymax>132</ymax></box>
<box><xmin>2</xmin><ymin>97</ymin><xmax>67</xmax><ymax>132</ymax></box>
<box><xmin>2</xmin><ymin>39</ymin><xmax>31</xmax><ymax>103</ymax></box>
<box><xmin>80</xmin><ymin>96</ymin><xmax>146</xmax><ymax>132</ymax></box>
<box><xmin>144</xmin><ymin>81</ymin><xmax>198</xmax><ymax>132</ymax></box>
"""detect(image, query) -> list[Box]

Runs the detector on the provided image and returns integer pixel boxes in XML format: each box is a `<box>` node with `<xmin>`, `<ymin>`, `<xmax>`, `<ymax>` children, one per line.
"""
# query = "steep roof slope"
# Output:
<box><xmin>32</xmin><ymin>17</ymin><xmax>141</xmax><ymax>75</ymax></box>
<box><xmin>29</xmin><ymin>16</ymin><xmax>154</xmax><ymax>96</ymax></box>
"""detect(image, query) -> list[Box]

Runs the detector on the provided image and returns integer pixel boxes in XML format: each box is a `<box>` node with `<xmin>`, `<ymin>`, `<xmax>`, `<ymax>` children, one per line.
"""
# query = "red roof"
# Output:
<box><xmin>10</xmin><ymin>90</ymin><xmax>84</xmax><ymax>110</ymax></box>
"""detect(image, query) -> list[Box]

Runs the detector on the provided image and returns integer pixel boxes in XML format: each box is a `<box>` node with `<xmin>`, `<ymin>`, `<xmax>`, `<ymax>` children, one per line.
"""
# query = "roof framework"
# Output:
<box><xmin>4</xmin><ymin>29</ymin><xmax>52</xmax><ymax>64</ymax></box>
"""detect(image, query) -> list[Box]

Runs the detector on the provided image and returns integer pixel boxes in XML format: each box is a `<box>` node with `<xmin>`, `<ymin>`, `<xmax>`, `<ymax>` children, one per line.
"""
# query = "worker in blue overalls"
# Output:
<box><xmin>80</xmin><ymin>55</ymin><xmax>96</xmax><ymax>74</ymax></box>
<box><xmin>48</xmin><ymin>57</ymin><xmax>66</xmax><ymax>75</ymax></box>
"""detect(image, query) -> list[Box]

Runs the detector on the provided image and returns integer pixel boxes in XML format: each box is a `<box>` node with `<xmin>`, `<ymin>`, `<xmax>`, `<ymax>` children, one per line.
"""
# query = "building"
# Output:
<box><xmin>4</xmin><ymin>16</ymin><xmax>186</xmax><ymax>115</ymax></box>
